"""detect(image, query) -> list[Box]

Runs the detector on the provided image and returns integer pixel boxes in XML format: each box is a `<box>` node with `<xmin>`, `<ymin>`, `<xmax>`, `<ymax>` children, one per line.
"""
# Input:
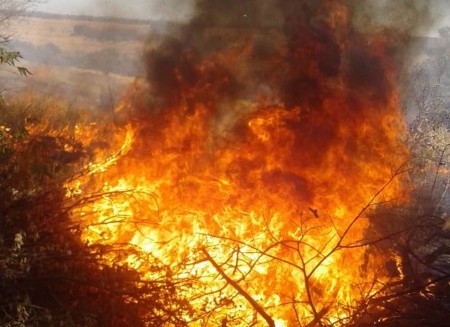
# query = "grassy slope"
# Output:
<box><xmin>1</xmin><ymin>15</ymin><xmax>157</xmax><ymax>110</ymax></box>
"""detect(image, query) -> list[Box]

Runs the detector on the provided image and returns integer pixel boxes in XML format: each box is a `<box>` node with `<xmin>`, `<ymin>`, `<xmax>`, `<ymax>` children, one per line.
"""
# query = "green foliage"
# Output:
<box><xmin>0</xmin><ymin>47</ymin><xmax>31</xmax><ymax>76</ymax></box>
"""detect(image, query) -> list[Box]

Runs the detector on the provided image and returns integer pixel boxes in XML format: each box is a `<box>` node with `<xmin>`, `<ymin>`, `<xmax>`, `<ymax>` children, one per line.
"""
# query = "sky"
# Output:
<box><xmin>31</xmin><ymin>0</ymin><xmax>450</xmax><ymax>35</ymax></box>
<box><xmin>32</xmin><ymin>0</ymin><xmax>194</xmax><ymax>21</ymax></box>
<box><xmin>31</xmin><ymin>0</ymin><xmax>450</xmax><ymax>34</ymax></box>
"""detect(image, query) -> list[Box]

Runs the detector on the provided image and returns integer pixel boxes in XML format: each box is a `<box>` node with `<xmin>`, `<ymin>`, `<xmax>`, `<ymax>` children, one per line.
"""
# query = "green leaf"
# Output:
<box><xmin>0</xmin><ymin>47</ymin><xmax>30</xmax><ymax>76</ymax></box>
<box><xmin>17</xmin><ymin>67</ymin><xmax>32</xmax><ymax>77</ymax></box>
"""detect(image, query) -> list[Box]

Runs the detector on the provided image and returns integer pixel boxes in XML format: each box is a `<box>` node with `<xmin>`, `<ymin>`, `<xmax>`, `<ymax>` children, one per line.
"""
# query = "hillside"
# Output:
<box><xmin>0</xmin><ymin>13</ymin><xmax>169</xmax><ymax>110</ymax></box>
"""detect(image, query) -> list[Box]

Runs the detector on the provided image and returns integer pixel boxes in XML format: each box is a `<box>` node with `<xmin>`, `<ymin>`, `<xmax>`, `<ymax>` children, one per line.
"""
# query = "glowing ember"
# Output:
<box><xmin>65</xmin><ymin>1</ymin><xmax>412</xmax><ymax>325</ymax></box>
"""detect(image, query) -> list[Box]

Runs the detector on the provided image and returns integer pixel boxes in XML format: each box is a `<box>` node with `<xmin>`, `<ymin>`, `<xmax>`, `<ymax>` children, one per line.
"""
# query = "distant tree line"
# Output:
<box><xmin>10</xmin><ymin>40</ymin><xmax>145</xmax><ymax>77</ymax></box>
<box><xmin>72</xmin><ymin>24</ymin><xmax>146</xmax><ymax>42</ymax></box>
<box><xmin>19</xmin><ymin>10</ymin><xmax>153</xmax><ymax>26</ymax></box>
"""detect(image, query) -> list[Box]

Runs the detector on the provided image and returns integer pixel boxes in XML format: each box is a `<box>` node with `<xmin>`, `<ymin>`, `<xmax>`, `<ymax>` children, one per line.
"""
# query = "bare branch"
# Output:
<box><xmin>201</xmin><ymin>247</ymin><xmax>275</xmax><ymax>327</ymax></box>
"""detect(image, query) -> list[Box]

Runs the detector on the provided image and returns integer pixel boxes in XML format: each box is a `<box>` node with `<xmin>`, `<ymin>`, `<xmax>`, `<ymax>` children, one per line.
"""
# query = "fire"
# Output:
<box><xmin>66</xmin><ymin>95</ymin><xmax>408</xmax><ymax>325</ymax></box>
<box><xmin>65</xmin><ymin>2</ymin><xmax>411</xmax><ymax>326</ymax></box>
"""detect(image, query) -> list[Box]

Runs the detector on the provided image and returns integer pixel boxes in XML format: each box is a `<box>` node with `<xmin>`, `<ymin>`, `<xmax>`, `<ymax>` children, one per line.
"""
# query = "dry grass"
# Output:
<box><xmin>9</xmin><ymin>16</ymin><xmax>147</xmax><ymax>55</ymax></box>
<box><xmin>2</xmin><ymin>15</ymin><xmax>153</xmax><ymax>109</ymax></box>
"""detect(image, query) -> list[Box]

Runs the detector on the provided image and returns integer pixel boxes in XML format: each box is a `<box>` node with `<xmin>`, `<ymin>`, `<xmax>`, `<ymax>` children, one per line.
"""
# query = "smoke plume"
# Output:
<box><xmin>143</xmin><ymin>0</ymin><xmax>435</xmax><ymax>115</ymax></box>
<box><xmin>126</xmin><ymin>1</ymin><xmax>441</xmax><ymax>194</ymax></box>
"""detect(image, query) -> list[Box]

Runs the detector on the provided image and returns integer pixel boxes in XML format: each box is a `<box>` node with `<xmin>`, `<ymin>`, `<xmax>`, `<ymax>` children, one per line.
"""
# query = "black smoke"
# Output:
<box><xmin>143</xmin><ymin>0</ymin><xmax>435</xmax><ymax>114</ymax></box>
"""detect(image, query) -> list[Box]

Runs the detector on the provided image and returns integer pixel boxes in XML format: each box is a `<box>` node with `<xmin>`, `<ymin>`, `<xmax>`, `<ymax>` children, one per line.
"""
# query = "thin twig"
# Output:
<box><xmin>201</xmin><ymin>247</ymin><xmax>275</xmax><ymax>327</ymax></box>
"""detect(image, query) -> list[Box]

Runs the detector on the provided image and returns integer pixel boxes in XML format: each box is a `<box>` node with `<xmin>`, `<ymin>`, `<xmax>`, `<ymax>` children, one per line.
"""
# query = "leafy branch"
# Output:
<box><xmin>0</xmin><ymin>47</ymin><xmax>31</xmax><ymax>76</ymax></box>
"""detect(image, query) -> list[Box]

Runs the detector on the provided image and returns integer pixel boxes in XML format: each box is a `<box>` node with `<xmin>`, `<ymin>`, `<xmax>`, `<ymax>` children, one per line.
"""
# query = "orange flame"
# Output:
<box><xmin>66</xmin><ymin>88</ymin><xmax>408</xmax><ymax>325</ymax></box>
<box><xmin>66</xmin><ymin>5</ymin><xmax>410</xmax><ymax>325</ymax></box>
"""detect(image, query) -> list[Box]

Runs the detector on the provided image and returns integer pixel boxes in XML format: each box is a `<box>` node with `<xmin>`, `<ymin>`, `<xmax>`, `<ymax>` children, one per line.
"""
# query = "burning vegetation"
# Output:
<box><xmin>2</xmin><ymin>0</ymin><xmax>450</xmax><ymax>326</ymax></box>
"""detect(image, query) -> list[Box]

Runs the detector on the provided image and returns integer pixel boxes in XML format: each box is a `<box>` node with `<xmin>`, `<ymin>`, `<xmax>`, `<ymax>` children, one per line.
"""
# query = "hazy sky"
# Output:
<box><xmin>33</xmin><ymin>0</ymin><xmax>194</xmax><ymax>21</ymax></box>
<box><xmin>31</xmin><ymin>1</ymin><xmax>450</xmax><ymax>35</ymax></box>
